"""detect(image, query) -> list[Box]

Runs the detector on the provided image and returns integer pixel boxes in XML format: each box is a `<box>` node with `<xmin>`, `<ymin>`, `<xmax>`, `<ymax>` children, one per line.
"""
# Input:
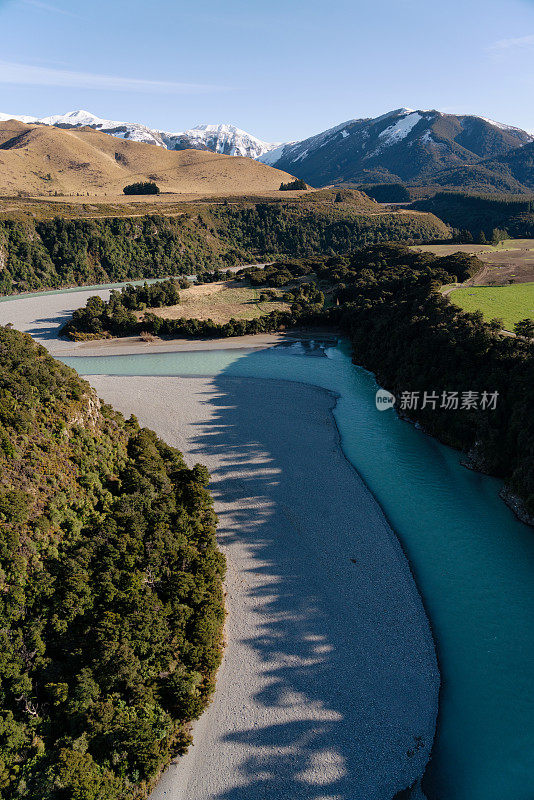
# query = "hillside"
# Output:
<box><xmin>423</xmin><ymin>140</ymin><xmax>534</xmax><ymax>193</ymax></box>
<box><xmin>0</xmin><ymin>120</ymin><xmax>295</xmax><ymax>198</ymax></box>
<box><xmin>0</xmin><ymin>199</ymin><xmax>450</xmax><ymax>294</ymax></box>
<box><xmin>412</xmin><ymin>192</ymin><xmax>534</xmax><ymax>238</ymax></box>
<box><xmin>0</xmin><ymin>326</ymin><xmax>225</xmax><ymax>799</ymax></box>
<box><xmin>260</xmin><ymin>109</ymin><xmax>532</xmax><ymax>187</ymax></box>
<box><xmin>4</xmin><ymin>108</ymin><xmax>534</xmax><ymax>196</ymax></box>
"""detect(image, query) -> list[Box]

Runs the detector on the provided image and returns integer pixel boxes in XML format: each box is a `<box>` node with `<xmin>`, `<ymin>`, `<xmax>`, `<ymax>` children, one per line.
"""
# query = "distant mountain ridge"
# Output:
<box><xmin>0</xmin><ymin>109</ymin><xmax>279</xmax><ymax>159</ymax></box>
<box><xmin>1</xmin><ymin>107</ymin><xmax>533</xmax><ymax>193</ymax></box>
<box><xmin>260</xmin><ymin>108</ymin><xmax>533</xmax><ymax>188</ymax></box>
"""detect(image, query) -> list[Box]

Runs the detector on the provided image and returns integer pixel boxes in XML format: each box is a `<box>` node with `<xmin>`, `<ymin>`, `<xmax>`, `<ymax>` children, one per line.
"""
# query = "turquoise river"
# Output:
<box><xmin>59</xmin><ymin>338</ymin><xmax>534</xmax><ymax>800</ymax></box>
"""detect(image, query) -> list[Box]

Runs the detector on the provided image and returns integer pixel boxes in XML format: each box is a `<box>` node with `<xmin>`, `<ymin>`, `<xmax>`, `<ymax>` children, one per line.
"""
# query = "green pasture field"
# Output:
<box><xmin>450</xmin><ymin>282</ymin><xmax>534</xmax><ymax>330</ymax></box>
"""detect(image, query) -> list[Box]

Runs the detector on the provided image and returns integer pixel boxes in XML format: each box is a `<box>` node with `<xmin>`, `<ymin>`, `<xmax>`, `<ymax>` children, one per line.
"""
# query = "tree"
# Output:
<box><xmin>491</xmin><ymin>228</ymin><xmax>508</xmax><ymax>245</ymax></box>
<box><xmin>487</xmin><ymin>318</ymin><xmax>504</xmax><ymax>333</ymax></box>
<box><xmin>0</xmin><ymin>327</ymin><xmax>225</xmax><ymax>797</ymax></box>
<box><xmin>123</xmin><ymin>181</ymin><xmax>160</xmax><ymax>195</ymax></box>
<box><xmin>279</xmin><ymin>178</ymin><xmax>308</xmax><ymax>191</ymax></box>
<box><xmin>459</xmin><ymin>229</ymin><xmax>474</xmax><ymax>243</ymax></box>
<box><xmin>359</xmin><ymin>183</ymin><xmax>410</xmax><ymax>203</ymax></box>
<box><xmin>514</xmin><ymin>318</ymin><xmax>534</xmax><ymax>338</ymax></box>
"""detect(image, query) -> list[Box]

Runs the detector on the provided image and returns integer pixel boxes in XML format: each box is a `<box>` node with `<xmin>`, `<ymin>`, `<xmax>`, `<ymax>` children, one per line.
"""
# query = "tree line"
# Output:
<box><xmin>0</xmin><ymin>202</ymin><xmax>449</xmax><ymax>296</ymax></box>
<box><xmin>0</xmin><ymin>327</ymin><xmax>225</xmax><ymax>799</ymax></box>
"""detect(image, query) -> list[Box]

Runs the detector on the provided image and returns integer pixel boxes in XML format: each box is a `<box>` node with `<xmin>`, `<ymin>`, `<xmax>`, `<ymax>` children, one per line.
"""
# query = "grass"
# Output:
<box><xmin>411</xmin><ymin>239</ymin><xmax>534</xmax><ymax>256</ymax></box>
<box><xmin>449</xmin><ymin>282</ymin><xmax>534</xmax><ymax>330</ymax></box>
<box><xmin>142</xmin><ymin>281</ymin><xmax>290</xmax><ymax>324</ymax></box>
<box><xmin>411</xmin><ymin>243</ymin><xmax>497</xmax><ymax>256</ymax></box>
<box><xmin>0</xmin><ymin>188</ymin><xmax>399</xmax><ymax>222</ymax></box>
<box><xmin>412</xmin><ymin>239</ymin><xmax>534</xmax><ymax>285</ymax></box>
<box><xmin>494</xmin><ymin>239</ymin><xmax>534</xmax><ymax>250</ymax></box>
<box><xmin>0</xmin><ymin>119</ymin><xmax>298</xmax><ymax>198</ymax></box>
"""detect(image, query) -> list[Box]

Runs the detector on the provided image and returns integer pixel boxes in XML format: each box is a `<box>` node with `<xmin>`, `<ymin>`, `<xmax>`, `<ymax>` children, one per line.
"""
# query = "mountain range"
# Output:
<box><xmin>1</xmin><ymin>107</ymin><xmax>534</xmax><ymax>193</ymax></box>
<box><xmin>0</xmin><ymin>109</ymin><xmax>278</xmax><ymax>159</ymax></box>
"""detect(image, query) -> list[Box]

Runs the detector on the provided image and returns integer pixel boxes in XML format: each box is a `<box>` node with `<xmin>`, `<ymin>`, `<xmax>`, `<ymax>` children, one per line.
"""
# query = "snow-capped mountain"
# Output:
<box><xmin>165</xmin><ymin>123</ymin><xmax>276</xmax><ymax>159</ymax></box>
<box><xmin>259</xmin><ymin>108</ymin><xmax>534</xmax><ymax>186</ymax></box>
<box><xmin>2</xmin><ymin>107</ymin><xmax>532</xmax><ymax>190</ymax></box>
<box><xmin>0</xmin><ymin>110</ymin><xmax>278</xmax><ymax>159</ymax></box>
<box><xmin>0</xmin><ymin>111</ymin><xmax>40</xmax><ymax>124</ymax></box>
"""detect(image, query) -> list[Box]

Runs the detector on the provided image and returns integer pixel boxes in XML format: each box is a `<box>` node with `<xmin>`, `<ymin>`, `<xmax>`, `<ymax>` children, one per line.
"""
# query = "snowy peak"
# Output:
<box><xmin>167</xmin><ymin>123</ymin><xmax>278</xmax><ymax>158</ymax></box>
<box><xmin>38</xmin><ymin>109</ymin><xmax>121</xmax><ymax>127</ymax></box>
<box><xmin>189</xmin><ymin>123</ymin><xmax>244</xmax><ymax>134</ymax></box>
<box><xmin>0</xmin><ymin>109</ymin><xmax>279</xmax><ymax>159</ymax></box>
<box><xmin>0</xmin><ymin>111</ymin><xmax>39</xmax><ymax>124</ymax></box>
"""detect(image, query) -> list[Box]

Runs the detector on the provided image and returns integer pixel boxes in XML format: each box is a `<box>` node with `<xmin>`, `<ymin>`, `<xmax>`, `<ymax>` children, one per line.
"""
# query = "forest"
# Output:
<box><xmin>245</xmin><ymin>248</ymin><xmax>534</xmax><ymax>520</ymax></box>
<box><xmin>413</xmin><ymin>191</ymin><xmax>534</xmax><ymax>238</ymax></box>
<box><xmin>0</xmin><ymin>328</ymin><xmax>225</xmax><ymax>799</ymax></box>
<box><xmin>66</xmin><ymin>244</ymin><xmax>534</xmax><ymax>520</ymax></box>
<box><xmin>0</xmin><ymin>201</ymin><xmax>449</xmax><ymax>295</ymax></box>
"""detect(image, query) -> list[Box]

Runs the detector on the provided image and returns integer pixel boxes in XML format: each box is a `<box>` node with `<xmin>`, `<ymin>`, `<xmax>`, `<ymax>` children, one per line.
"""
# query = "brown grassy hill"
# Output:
<box><xmin>0</xmin><ymin>120</ymin><xmax>298</xmax><ymax>198</ymax></box>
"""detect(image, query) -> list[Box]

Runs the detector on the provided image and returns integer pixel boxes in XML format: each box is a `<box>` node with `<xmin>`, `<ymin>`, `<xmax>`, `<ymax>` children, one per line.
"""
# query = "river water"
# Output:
<box><xmin>60</xmin><ymin>337</ymin><xmax>534</xmax><ymax>800</ymax></box>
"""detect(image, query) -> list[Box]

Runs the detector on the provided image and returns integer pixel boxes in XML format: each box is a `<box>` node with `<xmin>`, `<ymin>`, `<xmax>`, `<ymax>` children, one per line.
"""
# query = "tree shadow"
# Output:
<box><xmin>184</xmin><ymin>372</ymin><xmax>437</xmax><ymax>800</ymax></box>
<box><xmin>24</xmin><ymin>310</ymin><xmax>75</xmax><ymax>341</ymax></box>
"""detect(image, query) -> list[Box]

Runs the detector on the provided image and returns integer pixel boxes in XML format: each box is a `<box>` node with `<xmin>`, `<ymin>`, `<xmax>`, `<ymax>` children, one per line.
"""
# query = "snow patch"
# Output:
<box><xmin>479</xmin><ymin>116</ymin><xmax>530</xmax><ymax>135</ymax></box>
<box><xmin>293</xmin><ymin>148</ymin><xmax>309</xmax><ymax>162</ymax></box>
<box><xmin>257</xmin><ymin>143</ymin><xmax>289</xmax><ymax>165</ymax></box>
<box><xmin>378</xmin><ymin>112</ymin><xmax>422</xmax><ymax>145</ymax></box>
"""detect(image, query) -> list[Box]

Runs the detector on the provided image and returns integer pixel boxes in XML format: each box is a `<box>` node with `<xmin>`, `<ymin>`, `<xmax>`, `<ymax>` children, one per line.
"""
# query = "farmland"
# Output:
<box><xmin>412</xmin><ymin>239</ymin><xmax>534</xmax><ymax>285</ymax></box>
<box><xmin>449</xmin><ymin>282</ymin><xmax>534</xmax><ymax>330</ymax></box>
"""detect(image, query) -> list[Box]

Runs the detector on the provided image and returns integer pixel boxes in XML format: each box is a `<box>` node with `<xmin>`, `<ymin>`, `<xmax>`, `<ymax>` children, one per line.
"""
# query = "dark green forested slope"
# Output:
<box><xmin>0</xmin><ymin>328</ymin><xmax>225</xmax><ymax>799</ymax></box>
<box><xmin>417</xmin><ymin>140</ymin><xmax>534</xmax><ymax>194</ymax></box>
<box><xmin>412</xmin><ymin>192</ymin><xmax>534</xmax><ymax>238</ymax></box>
<box><xmin>0</xmin><ymin>202</ymin><xmax>449</xmax><ymax>295</ymax></box>
<box><xmin>208</xmin><ymin>202</ymin><xmax>448</xmax><ymax>257</ymax></box>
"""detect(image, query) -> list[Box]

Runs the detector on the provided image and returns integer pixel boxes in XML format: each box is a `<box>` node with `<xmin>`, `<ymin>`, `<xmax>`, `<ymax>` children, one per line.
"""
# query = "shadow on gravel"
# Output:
<box><xmin>25</xmin><ymin>310</ymin><xmax>75</xmax><ymax>340</ymax></box>
<box><xmin>186</xmin><ymin>371</ymin><xmax>436</xmax><ymax>800</ymax></box>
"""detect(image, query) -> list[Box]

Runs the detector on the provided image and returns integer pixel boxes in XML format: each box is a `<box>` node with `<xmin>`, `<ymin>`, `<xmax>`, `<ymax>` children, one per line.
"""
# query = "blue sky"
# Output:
<box><xmin>1</xmin><ymin>0</ymin><xmax>534</xmax><ymax>141</ymax></box>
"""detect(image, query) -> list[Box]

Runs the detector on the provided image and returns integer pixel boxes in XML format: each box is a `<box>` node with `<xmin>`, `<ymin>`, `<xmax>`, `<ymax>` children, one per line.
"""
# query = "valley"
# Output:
<box><xmin>3</xmin><ymin>0</ymin><xmax>534</xmax><ymax>798</ymax></box>
<box><xmin>1</xmin><ymin>65</ymin><xmax>534</xmax><ymax>800</ymax></box>
<box><xmin>2</xmin><ymin>277</ymin><xmax>534</xmax><ymax>800</ymax></box>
